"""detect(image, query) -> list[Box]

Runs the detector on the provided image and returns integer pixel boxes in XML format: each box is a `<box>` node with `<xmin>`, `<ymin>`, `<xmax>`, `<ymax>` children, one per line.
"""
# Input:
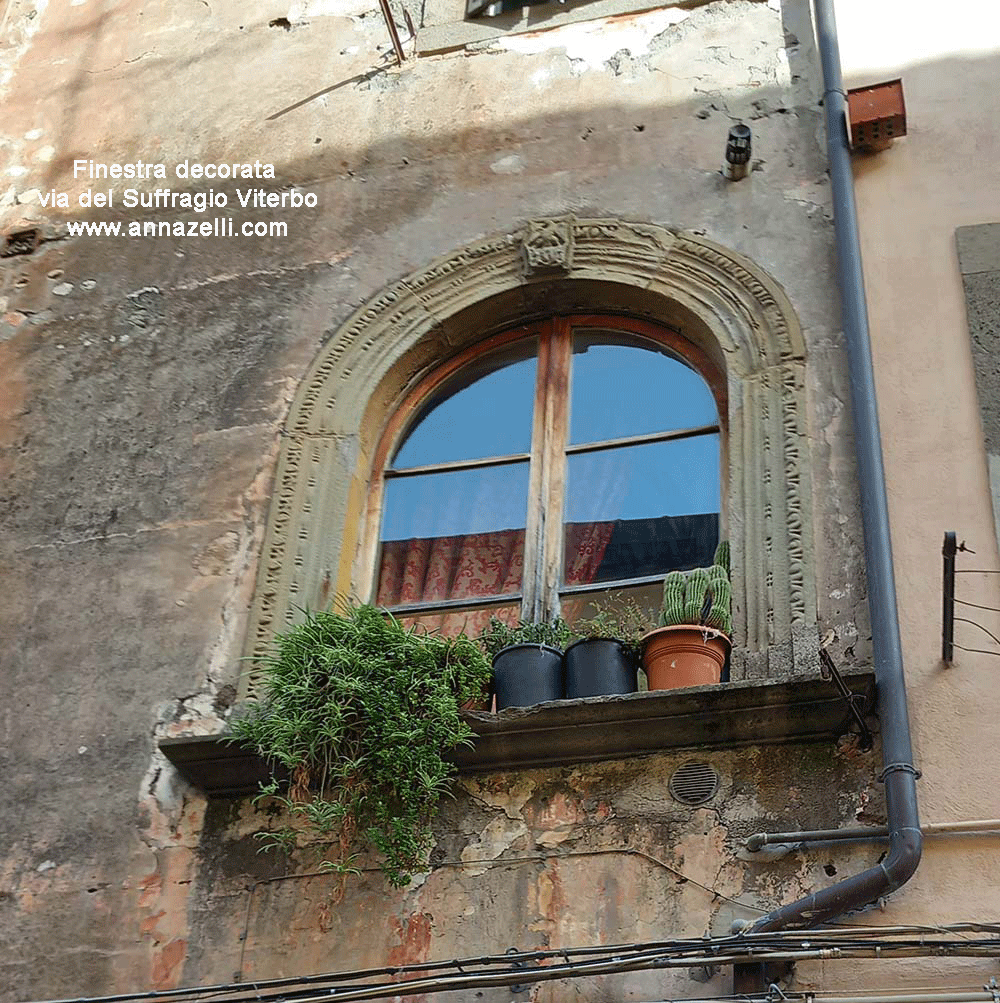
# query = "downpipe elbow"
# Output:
<box><xmin>882</xmin><ymin>825</ymin><xmax>922</xmax><ymax>893</ymax></box>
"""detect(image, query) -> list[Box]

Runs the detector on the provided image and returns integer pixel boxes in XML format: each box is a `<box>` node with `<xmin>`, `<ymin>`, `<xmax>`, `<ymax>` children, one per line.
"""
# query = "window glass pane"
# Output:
<box><xmin>393</xmin><ymin>341</ymin><xmax>537</xmax><ymax>468</ymax></box>
<box><xmin>561</xmin><ymin>582</ymin><xmax>663</xmax><ymax>636</ymax></box>
<box><xmin>569</xmin><ymin>332</ymin><xmax>717</xmax><ymax>445</ymax></box>
<box><xmin>562</xmin><ymin>435</ymin><xmax>720</xmax><ymax>584</ymax></box>
<box><xmin>394</xmin><ymin>602</ymin><xmax>520</xmax><ymax>646</ymax></box>
<box><xmin>377</xmin><ymin>463</ymin><xmax>529</xmax><ymax>605</ymax></box>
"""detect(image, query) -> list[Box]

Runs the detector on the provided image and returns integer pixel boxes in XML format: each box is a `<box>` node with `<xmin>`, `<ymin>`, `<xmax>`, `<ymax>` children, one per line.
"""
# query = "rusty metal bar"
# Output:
<box><xmin>386</xmin><ymin>452</ymin><xmax>531</xmax><ymax>478</ymax></box>
<box><xmin>376</xmin><ymin>0</ymin><xmax>406</xmax><ymax>64</ymax></box>
<box><xmin>382</xmin><ymin>593</ymin><xmax>521</xmax><ymax>615</ymax></box>
<box><xmin>942</xmin><ymin>531</ymin><xmax>956</xmax><ymax>664</ymax></box>
<box><xmin>819</xmin><ymin>646</ymin><xmax>874</xmax><ymax>750</ymax></box>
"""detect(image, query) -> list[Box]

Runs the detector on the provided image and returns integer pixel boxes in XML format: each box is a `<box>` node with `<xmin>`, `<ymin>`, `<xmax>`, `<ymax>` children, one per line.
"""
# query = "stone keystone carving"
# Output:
<box><xmin>521</xmin><ymin>218</ymin><xmax>573</xmax><ymax>275</ymax></box>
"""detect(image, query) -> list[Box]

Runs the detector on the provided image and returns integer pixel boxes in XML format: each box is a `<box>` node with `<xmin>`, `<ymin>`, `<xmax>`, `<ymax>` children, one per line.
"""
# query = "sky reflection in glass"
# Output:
<box><xmin>393</xmin><ymin>348</ymin><xmax>537</xmax><ymax>468</ymax></box>
<box><xmin>381</xmin><ymin>462</ymin><xmax>530</xmax><ymax>540</ymax></box>
<box><xmin>564</xmin><ymin>434</ymin><xmax>720</xmax><ymax>523</ymax></box>
<box><xmin>570</xmin><ymin>335</ymin><xmax>717</xmax><ymax>445</ymax></box>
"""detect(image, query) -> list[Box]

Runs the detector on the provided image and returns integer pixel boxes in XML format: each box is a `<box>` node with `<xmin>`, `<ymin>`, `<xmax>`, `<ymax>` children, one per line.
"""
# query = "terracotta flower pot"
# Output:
<box><xmin>641</xmin><ymin>625</ymin><xmax>730</xmax><ymax>690</ymax></box>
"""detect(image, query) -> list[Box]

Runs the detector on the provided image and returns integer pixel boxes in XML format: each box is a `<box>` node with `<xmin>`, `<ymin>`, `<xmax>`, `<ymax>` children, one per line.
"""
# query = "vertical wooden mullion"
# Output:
<box><xmin>521</xmin><ymin>321</ymin><xmax>552</xmax><ymax>623</ymax></box>
<box><xmin>541</xmin><ymin>317</ymin><xmax>572</xmax><ymax>620</ymax></box>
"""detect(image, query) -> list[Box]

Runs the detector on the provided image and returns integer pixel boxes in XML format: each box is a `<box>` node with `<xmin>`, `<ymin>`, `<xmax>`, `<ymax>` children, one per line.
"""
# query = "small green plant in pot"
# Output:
<box><xmin>642</xmin><ymin>541</ymin><xmax>732</xmax><ymax>691</ymax></box>
<box><xmin>230</xmin><ymin>604</ymin><xmax>492</xmax><ymax>888</ymax></box>
<box><xmin>564</xmin><ymin>595</ymin><xmax>650</xmax><ymax>699</ymax></box>
<box><xmin>479</xmin><ymin>616</ymin><xmax>573</xmax><ymax>709</ymax></box>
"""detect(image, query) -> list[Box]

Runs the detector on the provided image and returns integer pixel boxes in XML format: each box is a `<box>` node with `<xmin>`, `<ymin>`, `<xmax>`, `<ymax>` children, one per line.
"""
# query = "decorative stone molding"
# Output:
<box><xmin>244</xmin><ymin>216</ymin><xmax>818</xmax><ymax>696</ymax></box>
<box><xmin>521</xmin><ymin>218</ymin><xmax>573</xmax><ymax>275</ymax></box>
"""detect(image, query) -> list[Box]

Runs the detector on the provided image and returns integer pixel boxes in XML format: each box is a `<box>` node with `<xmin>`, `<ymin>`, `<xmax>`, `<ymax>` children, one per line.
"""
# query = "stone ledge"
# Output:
<box><xmin>416</xmin><ymin>0</ymin><xmax>770</xmax><ymax>56</ymax></box>
<box><xmin>418</xmin><ymin>0</ymin><xmax>674</xmax><ymax>56</ymax></box>
<box><xmin>160</xmin><ymin>671</ymin><xmax>875</xmax><ymax>796</ymax></box>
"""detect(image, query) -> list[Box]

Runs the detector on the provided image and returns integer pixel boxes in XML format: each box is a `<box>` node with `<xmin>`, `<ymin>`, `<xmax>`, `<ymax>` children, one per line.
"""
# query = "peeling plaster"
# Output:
<box><xmin>460</xmin><ymin>775</ymin><xmax>536</xmax><ymax>820</ymax></box>
<box><xmin>460</xmin><ymin>817</ymin><xmax>529</xmax><ymax>875</ymax></box>
<box><xmin>0</xmin><ymin>2</ymin><xmax>49</xmax><ymax>99</ymax></box>
<box><xmin>490</xmin><ymin>153</ymin><xmax>525</xmax><ymax>174</ymax></box>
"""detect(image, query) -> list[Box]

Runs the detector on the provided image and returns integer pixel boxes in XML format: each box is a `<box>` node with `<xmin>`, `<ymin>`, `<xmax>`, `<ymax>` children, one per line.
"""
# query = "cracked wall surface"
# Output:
<box><xmin>187</xmin><ymin>744</ymin><xmax>885</xmax><ymax>1002</ymax></box>
<box><xmin>6</xmin><ymin>0</ymin><xmax>983</xmax><ymax>999</ymax></box>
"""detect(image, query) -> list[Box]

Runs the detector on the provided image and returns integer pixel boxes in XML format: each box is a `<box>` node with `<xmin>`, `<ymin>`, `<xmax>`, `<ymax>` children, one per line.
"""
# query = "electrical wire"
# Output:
<box><xmin>952</xmin><ymin>644</ymin><xmax>1000</xmax><ymax>658</ymax></box>
<box><xmin>953</xmin><ymin>618</ymin><xmax>1000</xmax><ymax>648</ymax></box>
<box><xmin>64</xmin><ymin>943</ymin><xmax>1000</xmax><ymax>1003</ymax></box>
<box><xmin>25</xmin><ymin>927</ymin><xmax>1000</xmax><ymax>1003</ymax></box>
<box><xmin>954</xmin><ymin>598</ymin><xmax>1000</xmax><ymax>614</ymax></box>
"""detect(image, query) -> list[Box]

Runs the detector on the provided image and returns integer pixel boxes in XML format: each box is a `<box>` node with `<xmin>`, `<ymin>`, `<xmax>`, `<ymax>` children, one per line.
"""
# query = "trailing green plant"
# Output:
<box><xmin>658</xmin><ymin>542</ymin><xmax>733</xmax><ymax>635</ymax></box>
<box><xmin>477</xmin><ymin>615</ymin><xmax>574</xmax><ymax>662</ymax></box>
<box><xmin>230</xmin><ymin>604</ymin><xmax>492</xmax><ymax>889</ymax></box>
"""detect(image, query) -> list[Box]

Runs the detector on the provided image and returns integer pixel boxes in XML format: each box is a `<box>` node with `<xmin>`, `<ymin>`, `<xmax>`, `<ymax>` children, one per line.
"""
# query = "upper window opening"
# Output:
<box><xmin>464</xmin><ymin>0</ymin><xmax>595</xmax><ymax>20</ymax></box>
<box><xmin>393</xmin><ymin>341</ymin><xmax>538</xmax><ymax>468</ymax></box>
<box><xmin>373</xmin><ymin>316</ymin><xmax>722</xmax><ymax>635</ymax></box>
<box><xmin>569</xmin><ymin>332</ymin><xmax>718</xmax><ymax>444</ymax></box>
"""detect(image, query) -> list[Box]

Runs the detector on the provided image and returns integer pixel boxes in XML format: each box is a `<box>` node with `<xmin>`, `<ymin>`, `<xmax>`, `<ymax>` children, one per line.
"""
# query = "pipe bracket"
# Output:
<box><xmin>878</xmin><ymin>762</ymin><xmax>922</xmax><ymax>782</ymax></box>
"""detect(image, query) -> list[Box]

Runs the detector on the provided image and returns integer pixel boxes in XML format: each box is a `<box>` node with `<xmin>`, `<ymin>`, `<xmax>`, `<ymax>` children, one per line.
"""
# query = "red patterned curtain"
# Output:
<box><xmin>376</xmin><ymin>530</ymin><xmax>525</xmax><ymax>636</ymax></box>
<box><xmin>563</xmin><ymin>522</ymin><xmax>613</xmax><ymax>586</ymax></box>
<box><xmin>376</xmin><ymin>522</ymin><xmax>614</xmax><ymax>636</ymax></box>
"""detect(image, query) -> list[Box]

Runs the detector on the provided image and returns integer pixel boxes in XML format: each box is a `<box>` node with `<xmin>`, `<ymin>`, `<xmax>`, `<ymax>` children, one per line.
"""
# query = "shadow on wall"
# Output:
<box><xmin>1</xmin><ymin>0</ymin><xmax>999</xmax><ymax>998</ymax></box>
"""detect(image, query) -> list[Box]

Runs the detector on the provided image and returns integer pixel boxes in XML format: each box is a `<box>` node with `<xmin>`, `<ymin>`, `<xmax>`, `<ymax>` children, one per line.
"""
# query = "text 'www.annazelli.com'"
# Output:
<box><xmin>66</xmin><ymin>219</ymin><xmax>288</xmax><ymax>238</ymax></box>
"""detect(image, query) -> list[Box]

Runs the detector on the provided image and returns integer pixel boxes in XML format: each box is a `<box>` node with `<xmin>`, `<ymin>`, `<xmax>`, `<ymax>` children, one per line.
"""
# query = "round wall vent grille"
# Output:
<box><xmin>669</xmin><ymin>762</ymin><xmax>719</xmax><ymax>806</ymax></box>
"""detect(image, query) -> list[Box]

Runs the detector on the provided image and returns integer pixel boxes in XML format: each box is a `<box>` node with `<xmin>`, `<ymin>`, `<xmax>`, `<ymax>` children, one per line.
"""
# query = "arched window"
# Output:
<box><xmin>244</xmin><ymin>221</ymin><xmax>819</xmax><ymax>695</ymax></box>
<box><xmin>370</xmin><ymin>316</ymin><xmax>725</xmax><ymax>634</ymax></box>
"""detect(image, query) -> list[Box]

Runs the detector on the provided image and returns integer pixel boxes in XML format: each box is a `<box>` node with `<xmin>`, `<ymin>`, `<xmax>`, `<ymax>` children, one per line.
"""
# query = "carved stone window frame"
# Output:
<box><xmin>241</xmin><ymin>216</ymin><xmax>818</xmax><ymax>698</ymax></box>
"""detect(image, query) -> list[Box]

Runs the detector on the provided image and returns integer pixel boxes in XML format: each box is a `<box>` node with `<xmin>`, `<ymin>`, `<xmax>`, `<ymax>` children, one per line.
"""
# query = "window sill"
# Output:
<box><xmin>160</xmin><ymin>671</ymin><xmax>874</xmax><ymax>796</ymax></box>
<box><xmin>417</xmin><ymin>0</ymin><xmax>680</xmax><ymax>55</ymax></box>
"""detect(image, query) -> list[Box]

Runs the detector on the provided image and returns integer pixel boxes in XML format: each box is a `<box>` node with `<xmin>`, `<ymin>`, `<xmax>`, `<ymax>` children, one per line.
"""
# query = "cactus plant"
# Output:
<box><xmin>683</xmin><ymin>567</ymin><xmax>712</xmax><ymax>623</ymax></box>
<box><xmin>661</xmin><ymin>570</ymin><xmax>687</xmax><ymax>627</ymax></box>
<box><xmin>703</xmin><ymin>564</ymin><xmax>732</xmax><ymax>633</ymax></box>
<box><xmin>657</xmin><ymin>543</ymin><xmax>733</xmax><ymax>636</ymax></box>
<box><xmin>646</xmin><ymin>543</ymin><xmax>733</xmax><ymax>690</ymax></box>
<box><xmin>713</xmin><ymin>539</ymin><xmax>730</xmax><ymax>574</ymax></box>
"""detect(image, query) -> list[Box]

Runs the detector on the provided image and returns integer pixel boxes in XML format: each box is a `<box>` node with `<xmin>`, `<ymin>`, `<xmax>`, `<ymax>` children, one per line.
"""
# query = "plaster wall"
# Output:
<box><xmin>0</xmin><ymin>0</ymin><xmax>967</xmax><ymax>999</ymax></box>
<box><xmin>816</xmin><ymin>0</ymin><xmax>1000</xmax><ymax>952</ymax></box>
<box><xmin>773</xmin><ymin>3</ymin><xmax>1000</xmax><ymax>993</ymax></box>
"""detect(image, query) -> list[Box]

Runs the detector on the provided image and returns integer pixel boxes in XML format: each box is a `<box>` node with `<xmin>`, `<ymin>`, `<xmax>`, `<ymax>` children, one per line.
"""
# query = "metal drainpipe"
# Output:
<box><xmin>747</xmin><ymin>0</ymin><xmax>922</xmax><ymax>931</ymax></box>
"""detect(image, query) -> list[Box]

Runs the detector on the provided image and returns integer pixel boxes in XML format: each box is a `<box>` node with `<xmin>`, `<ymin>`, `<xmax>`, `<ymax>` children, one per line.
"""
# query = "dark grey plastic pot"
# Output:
<box><xmin>564</xmin><ymin>637</ymin><xmax>637</xmax><ymax>699</ymax></box>
<box><xmin>492</xmin><ymin>643</ymin><xmax>564</xmax><ymax>709</ymax></box>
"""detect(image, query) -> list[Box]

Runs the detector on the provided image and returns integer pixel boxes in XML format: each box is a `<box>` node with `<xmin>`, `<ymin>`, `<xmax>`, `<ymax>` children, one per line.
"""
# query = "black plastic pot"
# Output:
<box><xmin>492</xmin><ymin>644</ymin><xmax>564</xmax><ymax>709</ymax></box>
<box><xmin>564</xmin><ymin>637</ymin><xmax>637</xmax><ymax>699</ymax></box>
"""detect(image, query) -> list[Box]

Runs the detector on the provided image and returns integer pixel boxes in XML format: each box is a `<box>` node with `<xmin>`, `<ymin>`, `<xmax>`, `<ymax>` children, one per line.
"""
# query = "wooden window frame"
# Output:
<box><xmin>362</xmin><ymin>314</ymin><xmax>727</xmax><ymax>626</ymax></box>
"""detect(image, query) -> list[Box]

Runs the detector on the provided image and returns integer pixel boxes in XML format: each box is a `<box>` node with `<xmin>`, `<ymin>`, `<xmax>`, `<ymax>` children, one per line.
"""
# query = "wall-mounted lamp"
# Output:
<box><xmin>723</xmin><ymin>124</ymin><xmax>752</xmax><ymax>181</ymax></box>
